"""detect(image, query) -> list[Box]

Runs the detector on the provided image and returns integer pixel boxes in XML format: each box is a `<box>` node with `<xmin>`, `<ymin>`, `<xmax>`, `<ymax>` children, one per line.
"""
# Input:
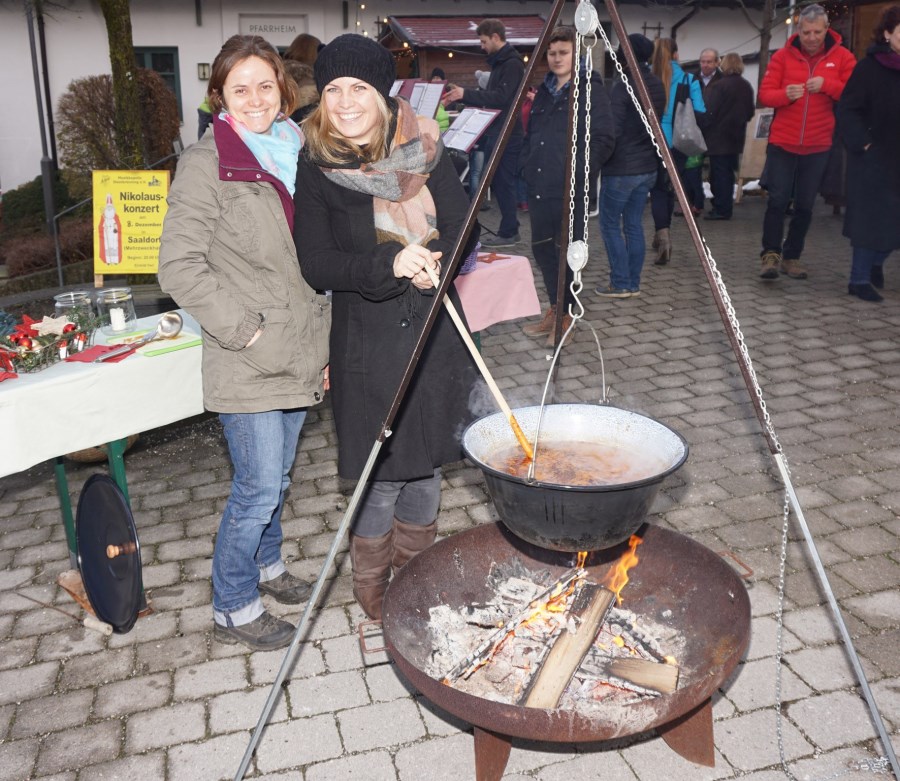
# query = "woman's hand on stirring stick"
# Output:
<box><xmin>394</xmin><ymin>245</ymin><xmax>442</xmax><ymax>290</ymax></box>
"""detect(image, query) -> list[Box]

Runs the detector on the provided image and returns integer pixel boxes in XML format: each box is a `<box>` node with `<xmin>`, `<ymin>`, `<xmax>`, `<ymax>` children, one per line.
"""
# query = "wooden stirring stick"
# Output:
<box><xmin>422</xmin><ymin>263</ymin><xmax>534</xmax><ymax>461</ymax></box>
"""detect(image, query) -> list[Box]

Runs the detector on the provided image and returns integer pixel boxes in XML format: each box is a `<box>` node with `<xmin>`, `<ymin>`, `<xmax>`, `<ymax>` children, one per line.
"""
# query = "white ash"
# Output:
<box><xmin>425</xmin><ymin>562</ymin><xmax>686</xmax><ymax>718</ymax></box>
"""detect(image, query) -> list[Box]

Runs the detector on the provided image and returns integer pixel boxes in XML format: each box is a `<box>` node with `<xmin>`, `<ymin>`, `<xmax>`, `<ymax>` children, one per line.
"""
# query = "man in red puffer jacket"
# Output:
<box><xmin>757</xmin><ymin>3</ymin><xmax>856</xmax><ymax>281</ymax></box>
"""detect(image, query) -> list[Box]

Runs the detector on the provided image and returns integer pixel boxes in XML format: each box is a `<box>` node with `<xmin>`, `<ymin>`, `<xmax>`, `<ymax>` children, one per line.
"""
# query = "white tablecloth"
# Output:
<box><xmin>0</xmin><ymin>311</ymin><xmax>204</xmax><ymax>477</ymax></box>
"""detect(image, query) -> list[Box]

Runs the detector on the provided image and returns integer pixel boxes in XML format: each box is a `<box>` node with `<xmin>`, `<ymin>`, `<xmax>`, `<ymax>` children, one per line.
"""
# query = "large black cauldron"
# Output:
<box><xmin>462</xmin><ymin>404</ymin><xmax>688</xmax><ymax>551</ymax></box>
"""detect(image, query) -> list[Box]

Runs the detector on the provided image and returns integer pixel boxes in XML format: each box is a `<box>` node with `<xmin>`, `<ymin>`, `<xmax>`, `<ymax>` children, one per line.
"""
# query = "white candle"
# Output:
<box><xmin>109</xmin><ymin>307</ymin><xmax>126</xmax><ymax>332</ymax></box>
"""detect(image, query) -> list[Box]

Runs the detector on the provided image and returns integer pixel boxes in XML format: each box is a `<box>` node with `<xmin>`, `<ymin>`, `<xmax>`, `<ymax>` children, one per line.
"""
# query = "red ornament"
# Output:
<box><xmin>62</xmin><ymin>323</ymin><xmax>77</xmax><ymax>333</ymax></box>
<box><xmin>17</xmin><ymin>336</ymin><xmax>34</xmax><ymax>349</ymax></box>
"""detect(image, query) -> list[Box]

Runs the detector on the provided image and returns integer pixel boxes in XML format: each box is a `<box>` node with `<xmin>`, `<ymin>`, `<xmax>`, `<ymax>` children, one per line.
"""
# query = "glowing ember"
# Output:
<box><xmin>602</xmin><ymin>535</ymin><xmax>643</xmax><ymax>604</ymax></box>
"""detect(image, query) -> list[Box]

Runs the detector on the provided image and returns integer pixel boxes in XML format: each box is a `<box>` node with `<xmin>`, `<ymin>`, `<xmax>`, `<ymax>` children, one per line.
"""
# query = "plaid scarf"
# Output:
<box><xmin>321</xmin><ymin>99</ymin><xmax>442</xmax><ymax>248</ymax></box>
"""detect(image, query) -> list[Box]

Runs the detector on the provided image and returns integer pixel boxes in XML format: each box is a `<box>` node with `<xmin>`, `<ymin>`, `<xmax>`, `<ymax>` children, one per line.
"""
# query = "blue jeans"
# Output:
<box><xmin>850</xmin><ymin>247</ymin><xmax>891</xmax><ymax>286</ymax></box>
<box><xmin>483</xmin><ymin>133</ymin><xmax>523</xmax><ymax>238</ymax></box>
<box><xmin>761</xmin><ymin>144</ymin><xmax>829</xmax><ymax>259</ymax></box>
<box><xmin>468</xmin><ymin>148</ymin><xmax>485</xmax><ymax>199</ymax></box>
<box><xmin>213</xmin><ymin>409</ymin><xmax>306</xmax><ymax>626</ymax></box>
<box><xmin>599</xmin><ymin>172</ymin><xmax>656</xmax><ymax>291</ymax></box>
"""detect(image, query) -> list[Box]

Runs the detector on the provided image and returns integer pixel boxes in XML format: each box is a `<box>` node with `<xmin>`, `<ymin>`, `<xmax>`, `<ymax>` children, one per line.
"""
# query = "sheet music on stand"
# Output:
<box><xmin>409</xmin><ymin>81</ymin><xmax>445</xmax><ymax>119</ymax></box>
<box><xmin>442</xmin><ymin>108</ymin><xmax>501</xmax><ymax>153</ymax></box>
<box><xmin>390</xmin><ymin>79</ymin><xmax>418</xmax><ymax>100</ymax></box>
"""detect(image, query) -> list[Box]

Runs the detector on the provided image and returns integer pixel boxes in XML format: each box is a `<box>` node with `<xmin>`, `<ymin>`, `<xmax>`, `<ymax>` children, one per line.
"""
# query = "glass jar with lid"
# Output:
<box><xmin>96</xmin><ymin>287</ymin><xmax>137</xmax><ymax>336</ymax></box>
<box><xmin>53</xmin><ymin>290</ymin><xmax>93</xmax><ymax>325</ymax></box>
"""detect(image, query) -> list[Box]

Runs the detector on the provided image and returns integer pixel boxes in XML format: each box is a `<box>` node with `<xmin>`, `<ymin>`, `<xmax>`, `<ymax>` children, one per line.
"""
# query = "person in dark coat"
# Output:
<box><xmin>444</xmin><ymin>19</ymin><xmax>526</xmax><ymax>246</ymax></box>
<box><xmin>294</xmin><ymin>35</ymin><xmax>479</xmax><ymax>620</ymax></box>
<box><xmin>697</xmin><ymin>48</ymin><xmax>723</xmax><ymax>93</ymax></box>
<box><xmin>596</xmin><ymin>34</ymin><xmax>667</xmax><ymax>297</ymax></box>
<box><xmin>702</xmin><ymin>53</ymin><xmax>756</xmax><ymax>220</ymax></box>
<box><xmin>519</xmin><ymin>26</ymin><xmax>615</xmax><ymax>343</ymax></box>
<box><xmin>837</xmin><ymin>4</ymin><xmax>900</xmax><ymax>302</ymax></box>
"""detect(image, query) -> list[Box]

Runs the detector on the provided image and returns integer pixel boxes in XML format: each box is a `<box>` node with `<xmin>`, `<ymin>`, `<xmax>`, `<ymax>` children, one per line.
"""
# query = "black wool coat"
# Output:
<box><xmin>461</xmin><ymin>43</ymin><xmax>526</xmax><ymax>139</ymax></box>
<box><xmin>520</xmin><ymin>70</ymin><xmax>616</xmax><ymax>201</ymax></box>
<box><xmin>601</xmin><ymin>65</ymin><xmax>667</xmax><ymax>177</ymax></box>
<box><xmin>702</xmin><ymin>73</ymin><xmax>756</xmax><ymax>156</ymax></box>
<box><xmin>837</xmin><ymin>43</ymin><xmax>900</xmax><ymax>252</ymax></box>
<box><xmin>294</xmin><ymin>148</ymin><xmax>480</xmax><ymax>482</ymax></box>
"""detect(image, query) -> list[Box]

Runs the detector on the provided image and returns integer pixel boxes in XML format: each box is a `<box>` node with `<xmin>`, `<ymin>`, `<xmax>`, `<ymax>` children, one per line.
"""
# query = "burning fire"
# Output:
<box><xmin>576</xmin><ymin>551</ymin><xmax>588</xmax><ymax>569</ymax></box>
<box><xmin>602</xmin><ymin>535</ymin><xmax>643</xmax><ymax>604</ymax></box>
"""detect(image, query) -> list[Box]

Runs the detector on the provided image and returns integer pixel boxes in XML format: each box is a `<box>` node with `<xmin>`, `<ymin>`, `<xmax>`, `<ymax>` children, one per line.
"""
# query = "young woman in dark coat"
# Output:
<box><xmin>837</xmin><ymin>5</ymin><xmax>900</xmax><ymax>302</ymax></box>
<box><xmin>294</xmin><ymin>35</ymin><xmax>479</xmax><ymax>620</ymax></box>
<box><xmin>702</xmin><ymin>53</ymin><xmax>756</xmax><ymax>220</ymax></box>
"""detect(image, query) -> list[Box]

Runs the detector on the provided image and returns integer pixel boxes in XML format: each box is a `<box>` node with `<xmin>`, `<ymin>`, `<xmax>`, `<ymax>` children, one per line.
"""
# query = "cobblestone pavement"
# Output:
<box><xmin>1</xmin><ymin>196</ymin><xmax>898</xmax><ymax>781</ymax></box>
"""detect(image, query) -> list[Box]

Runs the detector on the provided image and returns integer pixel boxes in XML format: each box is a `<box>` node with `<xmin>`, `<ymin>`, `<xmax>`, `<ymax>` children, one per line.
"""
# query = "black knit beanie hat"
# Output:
<box><xmin>314</xmin><ymin>34</ymin><xmax>396</xmax><ymax>98</ymax></box>
<box><xmin>618</xmin><ymin>33</ymin><xmax>655</xmax><ymax>64</ymax></box>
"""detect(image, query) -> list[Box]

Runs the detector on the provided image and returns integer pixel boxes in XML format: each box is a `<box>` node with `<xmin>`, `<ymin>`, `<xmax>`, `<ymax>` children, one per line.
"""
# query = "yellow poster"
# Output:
<box><xmin>92</xmin><ymin>170</ymin><xmax>169</xmax><ymax>275</ymax></box>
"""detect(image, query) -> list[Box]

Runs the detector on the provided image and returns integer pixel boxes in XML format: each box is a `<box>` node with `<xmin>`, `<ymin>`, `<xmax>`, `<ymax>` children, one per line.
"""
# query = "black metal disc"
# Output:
<box><xmin>75</xmin><ymin>474</ymin><xmax>143</xmax><ymax>634</ymax></box>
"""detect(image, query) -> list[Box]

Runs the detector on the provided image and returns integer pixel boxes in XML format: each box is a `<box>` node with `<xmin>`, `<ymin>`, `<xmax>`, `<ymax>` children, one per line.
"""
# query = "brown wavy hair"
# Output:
<box><xmin>208</xmin><ymin>35</ymin><xmax>299</xmax><ymax>116</ymax></box>
<box><xmin>285</xmin><ymin>33</ymin><xmax>322</xmax><ymax>66</ymax></box>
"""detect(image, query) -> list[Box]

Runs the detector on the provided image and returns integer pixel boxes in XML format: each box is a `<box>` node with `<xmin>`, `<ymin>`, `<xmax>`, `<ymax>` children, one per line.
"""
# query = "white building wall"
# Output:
<box><xmin>1</xmin><ymin>0</ymin><xmax>783</xmax><ymax>195</ymax></box>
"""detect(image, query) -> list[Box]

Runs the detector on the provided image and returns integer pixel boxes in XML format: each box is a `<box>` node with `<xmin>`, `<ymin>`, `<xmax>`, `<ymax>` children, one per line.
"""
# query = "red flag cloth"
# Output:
<box><xmin>65</xmin><ymin>344</ymin><xmax>136</xmax><ymax>364</ymax></box>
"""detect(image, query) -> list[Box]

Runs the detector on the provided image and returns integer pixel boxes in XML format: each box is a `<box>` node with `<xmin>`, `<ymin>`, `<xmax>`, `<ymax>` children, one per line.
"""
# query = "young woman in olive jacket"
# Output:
<box><xmin>159</xmin><ymin>36</ymin><xmax>330</xmax><ymax>652</ymax></box>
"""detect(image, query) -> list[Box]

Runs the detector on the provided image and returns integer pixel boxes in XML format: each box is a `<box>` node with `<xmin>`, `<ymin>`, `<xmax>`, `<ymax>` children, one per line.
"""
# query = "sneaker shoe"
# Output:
<box><xmin>848</xmin><ymin>283</ymin><xmax>883</xmax><ymax>302</ymax></box>
<box><xmin>871</xmin><ymin>266</ymin><xmax>884</xmax><ymax>289</ymax></box>
<box><xmin>760</xmin><ymin>251</ymin><xmax>780</xmax><ymax>280</ymax></box>
<box><xmin>213</xmin><ymin>611</ymin><xmax>295</xmax><ymax>651</ymax></box>
<box><xmin>481</xmin><ymin>232</ymin><xmax>520</xmax><ymax>248</ymax></box>
<box><xmin>704</xmin><ymin>211</ymin><xmax>730</xmax><ymax>221</ymax></box>
<box><xmin>780</xmin><ymin>258</ymin><xmax>808</xmax><ymax>279</ymax></box>
<box><xmin>595</xmin><ymin>285</ymin><xmax>632</xmax><ymax>299</ymax></box>
<box><xmin>629</xmin><ymin>288</ymin><xmax>642</xmax><ymax>297</ymax></box>
<box><xmin>258</xmin><ymin>571</ymin><xmax>312</xmax><ymax>604</ymax></box>
<box><xmin>588</xmin><ymin>201</ymin><xmax>599</xmax><ymax>218</ymax></box>
<box><xmin>517</xmin><ymin>201</ymin><xmax>529</xmax><ymax>212</ymax></box>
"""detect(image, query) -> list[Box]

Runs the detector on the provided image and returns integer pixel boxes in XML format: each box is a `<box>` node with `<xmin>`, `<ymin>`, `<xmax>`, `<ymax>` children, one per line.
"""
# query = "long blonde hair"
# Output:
<box><xmin>651</xmin><ymin>38</ymin><xmax>677</xmax><ymax>99</ymax></box>
<box><xmin>302</xmin><ymin>87</ymin><xmax>394</xmax><ymax>166</ymax></box>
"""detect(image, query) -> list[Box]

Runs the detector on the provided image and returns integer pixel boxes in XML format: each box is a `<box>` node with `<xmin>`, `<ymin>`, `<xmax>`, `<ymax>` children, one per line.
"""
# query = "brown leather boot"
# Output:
<box><xmin>546</xmin><ymin>313</ymin><xmax>573</xmax><ymax>347</ymax></box>
<box><xmin>391</xmin><ymin>518</ymin><xmax>437</xmax><ymax>575</ymax></box>
<box><xmin>349</xmin><ymin>531</ymin><xmax>392</xmax><ymax>620</ymax></box>
<box><xmin>654</xmin><ymin>229</ymin><xmax>671</xmax><ymax>265</ymax></box>
<box><xmin>522</xmin><ymin>306</ymin><xmax>556</xmax><ymax>337</ymax></box>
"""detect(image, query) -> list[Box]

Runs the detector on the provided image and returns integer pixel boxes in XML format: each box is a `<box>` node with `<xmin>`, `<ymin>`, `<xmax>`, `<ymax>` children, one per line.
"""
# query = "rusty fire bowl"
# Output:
<box><xmin>382</xmin><ymin>522</ymin><xmax>751</xmax><ymax>747</ymax></box>
<box><xmin>462</xmin><ymin>404</ymin><xmax>689</xmax><ymax>552</ymax></box>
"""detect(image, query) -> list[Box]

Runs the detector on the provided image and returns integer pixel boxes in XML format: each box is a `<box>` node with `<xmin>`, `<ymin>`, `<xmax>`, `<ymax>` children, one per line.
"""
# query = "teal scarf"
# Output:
<box><xmin>219</xmin><ymin>111</ymin><xmax>302</xmax><ymax>195</ymax></box>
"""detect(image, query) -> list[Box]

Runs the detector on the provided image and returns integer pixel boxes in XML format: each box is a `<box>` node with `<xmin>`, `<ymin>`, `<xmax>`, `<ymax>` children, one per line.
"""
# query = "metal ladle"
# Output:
<box><xmin>94</xmin><ymin>311</ymin><xmax>183</xmax><ymax>363</ymax></box>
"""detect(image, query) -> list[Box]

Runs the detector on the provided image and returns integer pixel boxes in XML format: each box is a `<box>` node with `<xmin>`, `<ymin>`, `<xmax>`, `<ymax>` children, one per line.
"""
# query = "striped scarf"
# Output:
<box><xmin>320</xmin><ymin>99</ymin><xmax>442</xmax><ymax>248</ymax></box>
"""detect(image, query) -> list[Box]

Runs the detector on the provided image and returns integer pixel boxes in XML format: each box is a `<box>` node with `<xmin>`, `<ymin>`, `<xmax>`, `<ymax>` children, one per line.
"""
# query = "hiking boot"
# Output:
<box><xmin>522</xmin><ymin>307</ymin><xmax>556</xmax><ymax>337</ymax></box>
<box><xmin>780</xmin><ymin>258</ymin><xmax>807</xmax><ymax>279</ymax></box>
<box><xmin>213</xmin><ymin>611</ymin><xmax>294</xmax><ymax>651</ymax></box>
<box><xmin>258</xmin><ymin>571</ymin><xmax>312</xmax><ymax>604</ymax></box>
<box><xmin>759</xmin><ymin>251</ymin><xmax>780</xmax><ymax>280</ymax></box>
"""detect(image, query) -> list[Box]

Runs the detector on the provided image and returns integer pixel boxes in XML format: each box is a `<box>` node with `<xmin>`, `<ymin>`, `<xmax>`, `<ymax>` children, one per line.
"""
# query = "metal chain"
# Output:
<box><xmin>580</xmin><ymin>3</ymin><xmax>890</xmax><ymax>777</ymax></box>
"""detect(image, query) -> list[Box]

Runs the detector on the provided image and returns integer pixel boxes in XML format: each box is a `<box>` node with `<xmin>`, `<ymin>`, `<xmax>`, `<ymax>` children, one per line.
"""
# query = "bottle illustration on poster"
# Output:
<box><xmin>99</xmin><ymin>194</ymin><xmax>122</xmax><ymax>265</ymax></box>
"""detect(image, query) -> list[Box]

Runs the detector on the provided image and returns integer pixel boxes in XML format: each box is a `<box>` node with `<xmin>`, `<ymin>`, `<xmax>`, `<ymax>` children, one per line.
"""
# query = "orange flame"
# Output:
<box><xmin>576</xmin><ymin>551</ymin><xmax>588</xmax><ymax>568</ymax></box>
<box><xmin>602</xmin><ymin>534</ymin><xmax>643</xmax><ymax>604</ymax></box>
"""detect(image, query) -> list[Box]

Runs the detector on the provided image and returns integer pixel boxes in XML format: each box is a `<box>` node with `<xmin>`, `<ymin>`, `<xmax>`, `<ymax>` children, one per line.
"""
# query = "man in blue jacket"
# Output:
<box><xmin>445</xmin><ymin>19</ymin><xmax>525</xmax><ymax>247</ymax></box>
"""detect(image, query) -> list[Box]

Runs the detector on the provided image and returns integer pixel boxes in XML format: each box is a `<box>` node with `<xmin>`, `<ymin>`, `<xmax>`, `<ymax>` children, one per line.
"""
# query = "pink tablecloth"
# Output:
<box><xmin>454</xmin><ymin>253</ymin><xmax>541</xmax><ymax>333</ymax></box>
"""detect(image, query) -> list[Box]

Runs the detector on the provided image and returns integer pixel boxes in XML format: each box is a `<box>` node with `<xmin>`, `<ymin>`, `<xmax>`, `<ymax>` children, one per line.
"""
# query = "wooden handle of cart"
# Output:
<box><xmin>422</xmin><ymin>264</ymin><xmax>534</xmax><ymax>461</ymax></box>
